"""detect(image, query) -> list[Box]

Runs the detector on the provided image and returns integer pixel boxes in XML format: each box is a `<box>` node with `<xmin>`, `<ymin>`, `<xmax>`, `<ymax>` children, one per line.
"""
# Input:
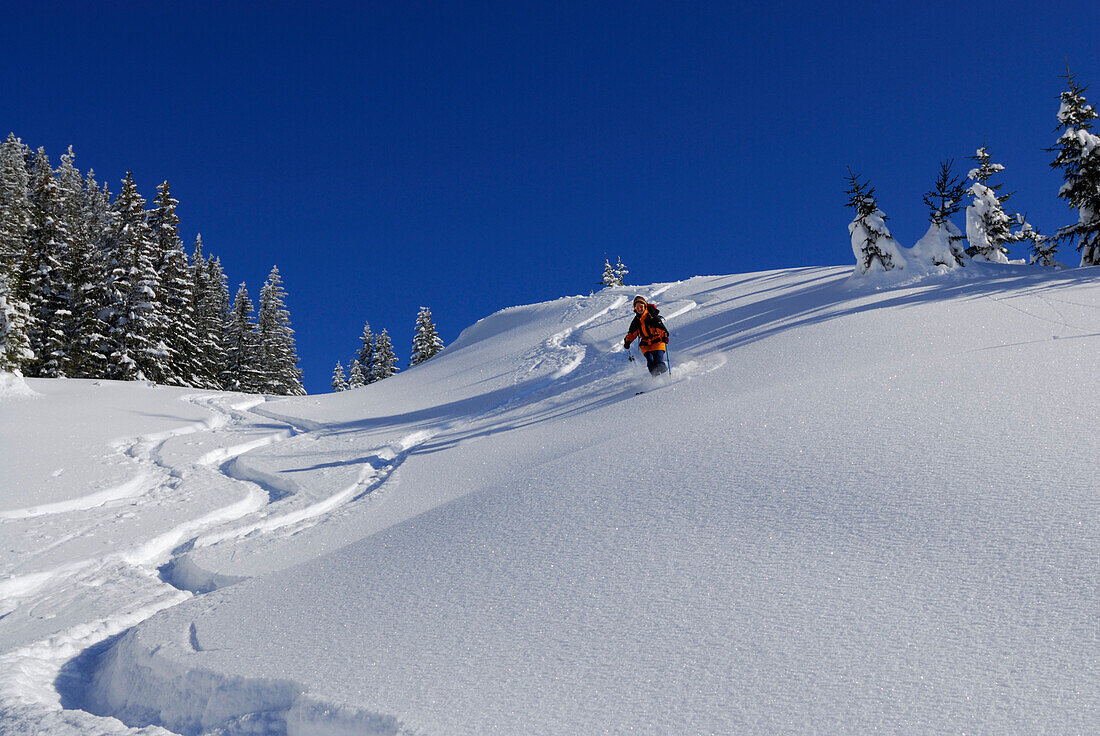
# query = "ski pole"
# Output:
<box><xmin>666</xmin><ymin>348</ymin><xmax>673</xmax><ymax>379</ymax></box>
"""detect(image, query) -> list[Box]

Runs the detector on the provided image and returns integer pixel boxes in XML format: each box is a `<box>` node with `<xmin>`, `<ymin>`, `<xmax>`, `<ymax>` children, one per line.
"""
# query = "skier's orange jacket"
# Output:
<box><xmin>624</xmin><ymin>303</ymin><xmax>669</xmax><ymax>354</ymax></box>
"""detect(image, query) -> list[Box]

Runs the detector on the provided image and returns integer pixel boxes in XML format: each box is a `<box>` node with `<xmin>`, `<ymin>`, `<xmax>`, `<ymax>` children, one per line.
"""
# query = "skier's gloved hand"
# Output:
<box><xmin>623</xmin><ymin>341</ymin><xmax>631</xmax><ymax>350</ymax></box>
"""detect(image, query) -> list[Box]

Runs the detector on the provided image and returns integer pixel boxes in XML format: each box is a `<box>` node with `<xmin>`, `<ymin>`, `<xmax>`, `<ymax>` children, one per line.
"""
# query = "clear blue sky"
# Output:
<box><xmin>5</xmin><ymin>1</ymin><xmax>1098</xmax><ymax>393</ymax></box>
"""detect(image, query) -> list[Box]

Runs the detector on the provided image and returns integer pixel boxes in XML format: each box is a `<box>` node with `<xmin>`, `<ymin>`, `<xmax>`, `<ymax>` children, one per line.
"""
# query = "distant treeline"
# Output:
<box><xmin>332</xmin><ymin>307</ymin><xmax>445</xmax><ymax>392</ymax></box>
<box><xmin>847</xmin><ymin>70</ymin><xmax>1100</xmax><ymax>276</ymax></box>
<box><xmin>0</xmin><ymin>135</ymin><xmax>304</xmax><ymax>394</ymax></box>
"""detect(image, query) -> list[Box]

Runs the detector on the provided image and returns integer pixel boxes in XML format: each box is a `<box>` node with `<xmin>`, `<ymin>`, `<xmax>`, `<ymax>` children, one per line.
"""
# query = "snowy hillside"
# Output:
<box><xmin>2</xmin><ymin>265</ymin><xmax>1098</xmax><ymax>735</ymax></box>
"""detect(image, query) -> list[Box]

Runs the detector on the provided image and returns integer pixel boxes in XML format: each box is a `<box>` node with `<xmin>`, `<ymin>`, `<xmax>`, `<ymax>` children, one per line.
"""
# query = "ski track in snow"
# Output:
<box><xmin>2</xmin><ymin>290</ymin><xmax>712</xmax><ymax>735</ymax></box>
<box><xmin>664</xmin><ymin>299</ymin><xmax>697</xmax><ymax>321</ymax></box>
<box><xmin>2</xmin><ymin>380</ymin><xmax>486</xmax><ymax>735</ymax></box>
<box><xmin>60</xmin><ymin>296</ymin><xmax>642</xmax><ymax>735</ymax></box>
<box><xmin>527</xmin><ymin>288</ymin><xmax>692</xmax><ymax>389</ymax></box>
<box><xmin>0</xmin><ymin>475</ymin><xmax>156</xmax><ymax>522</ymax></box>
<box><xmin>0</xmin><ymin>294</ymin><xmax>616</xmax><ymax>734</ymax></box>
<box><xmin>192</xmin><ymin>428</ymin><xmax>435</xmax><ymax>548</ymax></box>
<box><xmin>0</xmin><ymin>392</ymin><xmax>311</xmax><ymax>735</ymax></box>
<box><xmin>992</xmin><ymin>291</ymin><xmax>1097</xmax><ymax>335</ymax></box>
<box><xmin>543</xmin><ymin>295</ymin><xmax>628</xmax><ymax>379</ymax></box>
<box><xmin>531</xmin><ymin>290</ymin><xmax>711</xmax><ymax>404</ymax></box>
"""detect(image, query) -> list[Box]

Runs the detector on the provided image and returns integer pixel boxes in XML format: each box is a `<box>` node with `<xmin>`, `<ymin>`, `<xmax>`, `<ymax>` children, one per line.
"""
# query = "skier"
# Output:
<box><xmin>623</xmin><ymin>295</ymin><xmax>670</xmax><ymax>376</ymax></box>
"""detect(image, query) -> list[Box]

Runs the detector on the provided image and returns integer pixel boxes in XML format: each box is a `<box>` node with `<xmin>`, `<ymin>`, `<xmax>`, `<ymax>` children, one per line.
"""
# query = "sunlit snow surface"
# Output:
<box><xmin>2</xmin><ymin>265</ymin><xmax>1098</xmax><ymax>735</ymax></box>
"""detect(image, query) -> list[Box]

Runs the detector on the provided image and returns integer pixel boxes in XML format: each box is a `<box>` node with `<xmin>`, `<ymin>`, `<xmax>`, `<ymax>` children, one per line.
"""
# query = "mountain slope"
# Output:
<box><xmin>3</xmin><ymin>265</ymin><xmax>1098</xmax><ymax>735</ymax></box>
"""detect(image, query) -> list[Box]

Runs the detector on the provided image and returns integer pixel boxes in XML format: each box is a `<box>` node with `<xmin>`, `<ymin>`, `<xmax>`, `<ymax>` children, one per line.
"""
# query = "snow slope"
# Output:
<box><xmin>2</xmin><ymin>265</ymin><xmax>1098</xmax><ymax>735</ymax></box>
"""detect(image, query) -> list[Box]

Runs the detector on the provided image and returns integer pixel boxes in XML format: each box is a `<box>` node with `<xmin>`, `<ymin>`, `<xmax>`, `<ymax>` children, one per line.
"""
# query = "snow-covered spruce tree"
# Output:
<box><xmin>0</xmin><ymin>272</ymin><xmax>33</xmax><ymax>372</ymax></box>
<box><xmin>1048</xmin><ymin>70</ymin><xmax>1100</xmax><ymax>266</ymax></box>
<box><xmin>0</xmin><ymin>133</ymin><xmax>33</xmax><ymax>372</ymax></box>
<box><xmin>1017</xmin><ymin>218</ymin><xmax>1059</xmax><ymax>267</ymax></box>
<box><xmin>912</xmin><ymin>160</ymin><xmax>968</xmax><ymax>268</ymax></box>
<box><xmin>371</xmin><ymin>328</ymin><xmax>398</xmax><ymax>381</ymax></box>
<box><xmin>602</xmin><ymin>259</ymin><xmax>617</xmax><ymax>287</ymax></box>
<box><xmin>25</xmin><ymin>148</ymin><xmax>72</xmax><ymax>377</ymax></box>
<box><xmin>614</xmin><ymin>256</ymin><xmax>628</xmax><ymax>286</ymax></box>
<box><xmin>332</xmin><ymin>361</ymin><xmax>348</xmax><ymax>391</ymax></box>
<box><xmin>256</xmin><ymin>266</ymin><xmax>304</xmax><ymax>395</ymax></box>
<box><xmin>79</xmin><ymin>169</ymin><xmax>115</xmax><ymax>379</ymax></box>
<box><xmin>207</xmin><ymin>257</ymin><xmax>232</xmax><ymax>387</ymax></box>
<box><xmin>223</xmin><ymin>283</ymin><xmax>262</xmax><ymax>392</ymax></box>
<box><xmin>965</xmin><ymin>145</ymin><xmax>1013</xmax><ymax>263</ymax></box>
<box><xmin>79</xmin><ymin>169</ymin><xmax>116</xmax><ymax>376</ymax></box>
<box><xmin>105</xmin><ymin>172</ymin><xmax>169</xmax><ymax>382</ymax></box>
<box><xmin>0</xmin><ymin>134</ymin><xmax>31</xmax><ymax>298</ymax></box>
<box><xmin>59</xmin><ymin>150</ymin><xmax>111</xmax><ymax>379</ymax></box>
<box><xmin>347</xmin><ymin>360</ymin><xmax>366</xmax><ymax>389</ymax></box>
<box><xmin>81</xmin><ymin>169</ymin><xmax>113</xmax><ymax>256</ymax></box>
<box><xmin>188</xmin><ymin>235</ymin><xmax>213</xmax><ymax>386</ymax></box>
<box><xmin>601</xmin><ymin>257</ymin><xmax>628</xmax><ymax>287</ymax></box>
<box><xmin>192</xmin><ymin>246</ymin><xmax>230</xmax><ymax>389</ymax></box>
<box><xmin>410</xmin><ymin>306</ymin><xmax>444</xmax><ymax>367</ymax></box>
<box><xmin>844</xmin><ymin>169</ymin><xmax>906</xmax><ymax>275</ymax></box>
<box><xmin>355</xmin><ymin>320</ymin><xmax>375</xmax><ymax>384</ymax></box>
<box><xmin>149</xmin><ymin>181</ymin><xmax>203</xmax><ymax>387</ymax></box>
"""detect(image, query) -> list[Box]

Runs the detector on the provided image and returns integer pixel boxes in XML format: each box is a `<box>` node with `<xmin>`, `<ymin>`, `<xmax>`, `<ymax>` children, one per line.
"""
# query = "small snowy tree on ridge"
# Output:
<box><xmin>1017</xmin><ymin>217</ymin><xmax>1059</xmax><ymax>267</ymax></box>
<box><xmin>410</xmin><ymin>306</ymin><xmax>444</xmax><ymax>366</ymax></box>
<box><xmin>600</xmin><ymin>257</ymin><xmax>628</xmax><ymax>287</ymax></box>
<box><xmin>347</xmin><ymin>360</ymin><xmax>366</xmax><ymax>388</ymax></box>
<box><xmin>372</xmin><ymin>328</ymin><xmax>398</xmax><ymax>381</ymax></box>
<box><xmin>332</xmin><ymin>361</ymin><xmax>348</xmax><ymax>392</ymax></box>
<box><xmin>614</xmin><ymin>256</ymin><xmax>628</xmax><ymax>286</ymax></box>
<box><xmin>845</xmin><ymin>169</ymin><xmax>905</xmax><ymax>275</ymax></box>
<box><xmin>601</xmin><ymin>258</ymin><xmax>617</xmax><ymax>287</ymax></box>
<box><xmin>965</xmin><ymin>145</ymin><xmax>1013</xmax><ymax>263</ymax></box>
<box><xmin>355</xmin><ymin>321</ymin><xmax>375</xmax><ymax>384</ymax></box>
<box><xmin>1048</xmin><ymin>69</ymin><xmax>1100</xmax><ymax>267</ymax></box>
<box><xmin>912</xmin><ymin>160</ymin><xmax>968</xmax><ymax>268</ymax></box>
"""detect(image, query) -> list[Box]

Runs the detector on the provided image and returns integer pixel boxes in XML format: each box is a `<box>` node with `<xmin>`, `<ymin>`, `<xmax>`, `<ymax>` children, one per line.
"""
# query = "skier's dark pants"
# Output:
<box><xmin>643</xmin><ymin>349</ymin><xmax>667</xmax><ymax>376</ymax></box>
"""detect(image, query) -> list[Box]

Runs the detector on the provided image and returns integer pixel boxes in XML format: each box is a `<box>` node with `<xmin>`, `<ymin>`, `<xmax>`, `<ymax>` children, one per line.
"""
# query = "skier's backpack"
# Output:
<box><xmin>647</xmin><ymin>305</ymin><xmax>670</xmax><ymax>344</ymax></box>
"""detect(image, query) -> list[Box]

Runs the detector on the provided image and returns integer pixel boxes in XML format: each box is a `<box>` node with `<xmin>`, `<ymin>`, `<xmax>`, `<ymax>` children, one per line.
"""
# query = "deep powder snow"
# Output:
<box><xmin>2</xmin><ymin>265</ymin><xmax>1097</xmax><ymax>735</ymax></box>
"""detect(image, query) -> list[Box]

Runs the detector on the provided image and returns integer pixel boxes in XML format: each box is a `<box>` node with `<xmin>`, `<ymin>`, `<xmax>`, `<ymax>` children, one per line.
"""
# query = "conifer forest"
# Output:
<box><xmin>0</xmin><ymin>135</ymin><xmax>305</xmax><ymax>394</ymax></box>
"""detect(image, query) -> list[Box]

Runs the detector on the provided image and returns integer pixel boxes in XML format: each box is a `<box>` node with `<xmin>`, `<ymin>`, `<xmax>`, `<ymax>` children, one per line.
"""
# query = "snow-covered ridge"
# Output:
<box><xmin>3</xmin><ymin>265</ymin><xmax>1098</xmax><ymax>735</ymax></box>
